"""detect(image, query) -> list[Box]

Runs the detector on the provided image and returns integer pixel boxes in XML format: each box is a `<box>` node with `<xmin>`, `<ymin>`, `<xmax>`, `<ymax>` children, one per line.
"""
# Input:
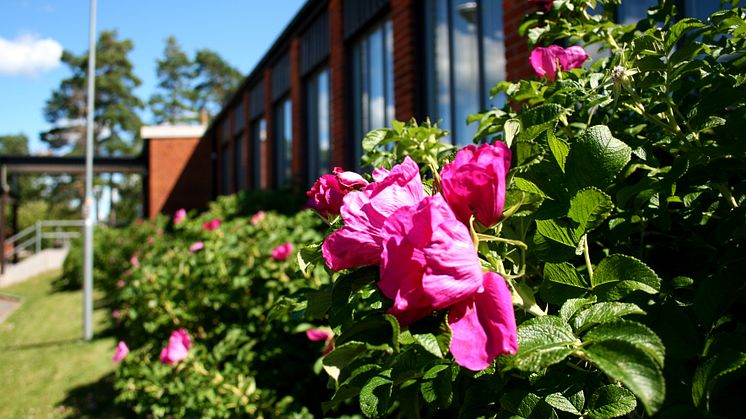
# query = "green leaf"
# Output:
<box><xmin>559</xmin><ymin>296</ymin><xmax>597</xmax><ymax>322</ymax></box>
<box><xmin>298</xmin><ymin>244</ymin><xmax>323</xmax><ymax>277</ymax></box>
<box><xmin>413</xmin><ymin>333</ymin><xmax>443</xmax><ymax>358</ymax></box>
<box><xmin>591</xmin><ymin>255</ymin><xmax>661</xmax><ymax>301</ymax></box>
<box><xmin>692</xmin><ymin>350</ymin><xmax>746</xmax><ymax>410</ymax></box>
<box><xmin>336</xmin><ymin>314</ymin><xmax>400</xmax><ymax>350</ymax></box>
<box><xmin>566</xmin><ymin>126</ymin><xmax>631</xmax><ymax>191</ymax></box>
<box><xmin>586</xmin><ymin>385</ymin><xmax>637</xmax><ymax>419</ymax></box>
<box><xmin>544</xmin><ymin>262</ymin><xmax>588</xmax><ymax>289</ymax></box>
<box><xmin>514</xmin><ymin>177</ymin><xmax>550</xmax><ymax>199</ymax></box>
<box><xmin>322</xmin><ymin>342</ymin><xmax>369</xmax><ymax>381</ymax></box>
<box><xmin>501</xmin><ymin>391</ymin><xmax>557</xmax><ymax>418</ymax></box>
<box><xmin>519</xmin><ymin>104</ymin><xmax>566</xmax><ymax>141</ymax></box>
<box><xmin>568</xmin><ymin>188</ymin><xmax>613</xmax><ymax>232</ymax></box>
<box><xmin>505</xmin><ymin>118</ymin><xmax>521</xmax><ymax>148</ymax></box>
<box><xmin>547</xmin><ymin>131</ymin><xmax>569</xmax><ymax>172</ymax></box>
<box><xmin>362</xmin><ymin>128</ymin><xmax>389</xmax><ymax>151</ymax></box>
<box><xmin>536</xmin><ymin>219</ymin><xmax>580</xmax><ymax>247</ymax></box>
<box><xmin>359</xmin><ymin>371</ymin><xmax>393</xmax><ymax>418</ymax></box>
<box><xmin>584</xmin><ymin>340</ymin><xmax>665</xmax><ymax>415</ymax></box>
<box><xmin>545</xmin><ymin>393</ymin><xmax>581</xmax><ymax>415</ymax></box>
<box><xmin>572</xmin><ymin>302</ymin><xmax>645</xmax><ymax>333</ymax></box>
<box><xmin>665</xmin><ymin>18</ymin><xmax>706</xmax><ymax>52</ymax></box>
<box><xmin>420</xmin><ymin>365</ymin><xmax>453</xmax><ymax>408</ymax></box>
<box><xmin>583</xmin><ymin>320</ymin><xmax>665</xmax><ymax>367</ymax></box>
<box><xmin>510</xmin><ymin>316</ymin><xmax>578</xmax><ymax>371</ymax></box>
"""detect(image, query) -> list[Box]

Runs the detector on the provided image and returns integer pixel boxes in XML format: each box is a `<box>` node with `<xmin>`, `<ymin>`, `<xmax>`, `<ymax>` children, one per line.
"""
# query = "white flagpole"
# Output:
<box><xmin>83</xmin><ymin>0</ymin><xmax>97</xmax><ymax>341</ymax></box>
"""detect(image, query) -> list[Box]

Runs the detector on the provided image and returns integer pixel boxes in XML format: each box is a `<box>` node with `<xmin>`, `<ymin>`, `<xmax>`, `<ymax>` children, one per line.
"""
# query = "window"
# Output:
<box><xmin>219</xmin><ymin>120</ymin><xmax>231</xmax><ymax>194</ymax></box>
<box><xmin>352</xmin><ymin>19</ymin><xmax>395</xmax><ymax>169</ymax></box>
<box><xmin>274</xmin><ymin>98</ymin><xmax>293</xmax><ymax>188</ymax></box>
<box><xmin>681</xmin><ymin>1</ymin><xmax>727</xmax><ymax>20</ymax></box>
<box><xmin>250</xmin><ymin>118</ymin><xmax>267</xmax><ymax>189</ymax></box>
<box><xmin>425</xmin><ymin>0</ymin><xmax>506</xmax><ymax>146</ymax></box>
<box><xmin>305</xmin><ymin>67</ymin><xmax>331</xmax><ymax>183</ymax></box>
<box><xmin>235</xmin><ymin>134</ymin><xmax>245</xmax><ymax>190</ymax></box>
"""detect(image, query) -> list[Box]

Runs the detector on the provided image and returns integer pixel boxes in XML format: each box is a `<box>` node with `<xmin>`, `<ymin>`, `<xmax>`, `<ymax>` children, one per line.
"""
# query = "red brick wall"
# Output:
<box><xmin>329</xmin><ymin>0</ymin><xmax>347</xmax><ymax>168</ymax></box>
<box><xmin>504</xmin><ymin>0</ymin><xmax>539</xmax><ymax>81</ymax></box>
<box><xmin>148</xmin><ymin>136</ymin><xmax>212</xmax><ymax>219</ymax></box>
<box><xmin>391</xmin><ymin>0</ymin><xmax>417</xmax><ymax>122</ymax></box>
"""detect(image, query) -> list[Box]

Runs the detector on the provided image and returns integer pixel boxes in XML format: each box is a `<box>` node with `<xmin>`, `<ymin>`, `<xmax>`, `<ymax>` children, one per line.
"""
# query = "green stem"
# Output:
<box><xmin>717</xmin><ymin>183</ymin><xmax>740</xmax><ymax>209</ymax></box>
<box><xmin>583</xmin><ymin>234</ymin><xmax>594</xmax><ymax>281</ymax></box>
<box><xmin>476</xmin><ymin>234</ymin><xmax>528</xmax><ymax>251</ymax></box>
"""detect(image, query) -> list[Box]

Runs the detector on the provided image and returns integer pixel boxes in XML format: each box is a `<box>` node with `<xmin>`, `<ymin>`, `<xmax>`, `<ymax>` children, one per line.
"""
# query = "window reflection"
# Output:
<box><xmin>305</xmin><ymin>67</ymin><xmax>331</xmax><ymax>183</ymax></box>
<box><xmin>235</xmin><ymin>134</ymin><xmax>245</xmax><ymax>190</ymax></box>
<box><xmin>251</xmin><ymin>118</ymin><xmax>266</xmax><ymax>189</ymax></box>
<box><xmin>274</xmin><ymin>98</ymin><xmax>293</xmax><ymax>188</ymax></box>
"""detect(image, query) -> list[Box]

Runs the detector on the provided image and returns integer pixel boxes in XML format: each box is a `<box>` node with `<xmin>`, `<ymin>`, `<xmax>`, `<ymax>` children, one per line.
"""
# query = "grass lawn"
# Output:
<box><xmin>0</xmin><ymin>270</ymin><xmax>127</xmax><ymax>418</ymax></box>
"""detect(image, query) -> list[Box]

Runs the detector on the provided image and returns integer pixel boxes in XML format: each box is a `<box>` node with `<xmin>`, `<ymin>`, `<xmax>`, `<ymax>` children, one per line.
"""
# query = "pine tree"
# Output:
<box><xmin>194</xmin><ymin>49</ymin><xmax>243</xmax><ymax>119</ymax></box>
<box><xmin>149</xmin><ymin>36</ymin><xmax>198</xmax><ymax>124</ymax></box>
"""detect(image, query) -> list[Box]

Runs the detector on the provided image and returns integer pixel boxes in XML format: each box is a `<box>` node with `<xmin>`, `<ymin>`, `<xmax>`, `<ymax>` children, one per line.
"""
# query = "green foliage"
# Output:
<box><xmin>149</xmin><ymin>36</ymin><xmax>199</xmax><ymax>124</ymax></box>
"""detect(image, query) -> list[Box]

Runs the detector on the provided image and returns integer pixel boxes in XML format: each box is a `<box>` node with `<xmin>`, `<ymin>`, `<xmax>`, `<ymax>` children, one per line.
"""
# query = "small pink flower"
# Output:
<box><xmin>306</xmin><ymin>328</ymin><xmax>335</xmax><ymax>355</ymax></box>
<box><xmin>307</xmin><ymin>168</ymin><xmax>369</xmax><ymax>218</ymax></box>
<box><xmin>529</xmin><ymin>0</ymin><xmax>552</xmax><ymax>10</ymax></box>
<box><xmin>271</xmin><ymin>242</ymin><xmax>294</xmax><ymax>261</ymax></box>
<box><xmin>159</xmin><ymin>329</ymin><xmax>191</xmax><ymax>365</ymax></box>
<box><xmin>322</xmin><ymin>157</ymin><xmax>425</xmax><ymax>271</ymax></box>
<box><xmin>440</xmin><ymin>142</ymin><xmax>512</xmax><ymax>227</ymax></box>
<box><xmin>530</xmin><ymin>45</ymin><xmax>589</xmax><ymax>81</ymax></box>
<box><xmin>116</xmin><ymin>279</ymin><xmax>126</xmax><ymax>289</ymax></box>
<box><xmin>130</xmin><ymin>255</ymin><xmax>139</xmax><ymax>267</ymax></box>
<box><xmin>250</xmin><ymin>211</ymin><xmax>266</xmax><ymax>225</ymax></box>
<box><xmin>112</xmin><ymin>341</ymin><xmax>129</xmax><ymax>363</ymax></box>
<box><xmin>203</xmin><ymin>218</ymin><xmax>221</xmax><ymax>231</ymax></box>
<box><xmin>112</xmin><ymin>309</ymin><xmax>121</xmax><ymax>319</ymax></box>
<box><xmin>189</xmin><ymin>241</ymin><xmax>204</xmax><ymax>253</ymax></box>
<box><xmin>173</xmin><ymin>208</ymin><xmax>187</xmax><ymax>225</ymax></box>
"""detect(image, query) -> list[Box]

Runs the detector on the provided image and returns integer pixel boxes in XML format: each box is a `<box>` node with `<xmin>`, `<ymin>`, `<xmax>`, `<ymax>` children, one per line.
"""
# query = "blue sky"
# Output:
<box><xmin>0</xmin><ymin>0</ymin><xmax>306</xmax><ymax>153</ymax></box>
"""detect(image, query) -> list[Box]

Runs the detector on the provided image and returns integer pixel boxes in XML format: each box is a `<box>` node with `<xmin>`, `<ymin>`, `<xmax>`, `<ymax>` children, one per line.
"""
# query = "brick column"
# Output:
<box><xmin>391</xmin><ymin>0</ymin><xmax>418</xmax><ymax>122</ymax></box>
<box><xmin>263</xmin><ymin>69</ymin><xmax>274</xmax><ymax>189</ymax></box>
<box><xmin>289</xmin><ymin>37</ymin><xmax>304</xmax><ymax>191</ymax></box>
<box><xmin>329</xmin><ymin>0</ymin><xmax>347</xmax><ymax>168</ymax></box>
<box><xmin>241</xmin><ymin>91</ymin><xmax>250</xmax><ymax>190</ymax></box>
<box><xmin>504</xmin><ymin>0</ymin><xmax>539</xmax><ymax>81</ymax></box>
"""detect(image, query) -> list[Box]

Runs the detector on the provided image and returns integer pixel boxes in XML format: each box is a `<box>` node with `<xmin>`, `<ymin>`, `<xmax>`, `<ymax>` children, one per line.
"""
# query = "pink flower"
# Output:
<box><xmin>448</xmin><ymin>272</ymin><xmax>518</xmax><ymax>371</ymax></box>
<box><xmin>271</xmin><ymin>242</ymin><xmax>294</xmax><ymax>261</ymax></box>
<box><xmin>116</xmin><ymin>279</ymin><xmax>126</xmax><ymax>289</ymax></box>
<box><xmin>160</xmin><ymin>329</ymin><xmax>191</xmax><ymax>365</ymax></box>
<box><xmin>306</xmin><ymin>328</ymin><xmax>335</xmax><ymax>355</ymax></box>
<box><xmin>173</xmin><ymin>208</ymin><xmax>187</xmax><ymax>225</ymax></box>
<box><xmin>203</xmin><ymin>218</ymin><xmax>221</xmax><ymax>231</ymax></box>
<box><xmin>322</xmin><ymin>157</ymin><xmax>425</xmax><ymax>271</ymax></box>
<box><xmin>130</xmin><ymin>255</ymin><xmax>139</xmax><ymax>267</ymax></box>
<box><xmin>112</xmin><ymin>309</ymin><xmax>121</xmax><ymax>319</ymax></box>
<box><xmin>112</xmin><ymin>341</ymin><xmax>129</xmax><ymax>362</ymax></box>
<box><xmin>379</xmin><ymin>195</ymin><xmax>484</xmax><ymax>325</ymax></box>
<box><xmin>189</xmin><ymin>241</ymin><xmax>204</xmax><ymax>253</ymax></box>
<box><xmin>529</xmin><ymin>45</ymin><xmax>589</xmax><ymax>81</ymax></box>
<box><xmin>307</xmin><ymin>167</ymin><xmax>369</xmax><ymax>218</ymax></box>
<box><xmin>529</xmin><ymin>0</ymin><xmax>552</xmax><ymax>10</ymax></box>
<box><xmin>440</xmin><ymin>142</ymin><xmax>512</xmax><ymax>227</ymax></box>
<box><xmin>250</xmin><ymin>210</ymin><xmax>266</xmax><ymax>225</ymax></box>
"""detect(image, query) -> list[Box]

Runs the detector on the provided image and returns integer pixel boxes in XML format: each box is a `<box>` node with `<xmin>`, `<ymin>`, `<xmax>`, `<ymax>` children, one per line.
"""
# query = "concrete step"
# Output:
<box><xmin>0</xmin><ymin>248</ymin><xmax>69</xmax><ymax>289</ymax></box>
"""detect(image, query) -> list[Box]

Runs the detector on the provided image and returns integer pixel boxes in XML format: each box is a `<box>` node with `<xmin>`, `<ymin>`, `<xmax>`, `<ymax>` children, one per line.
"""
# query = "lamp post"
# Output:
<box><xmin>83</xmin><ymin>0</ymin><xmax>97</xmax><ymax>341</ymax></box>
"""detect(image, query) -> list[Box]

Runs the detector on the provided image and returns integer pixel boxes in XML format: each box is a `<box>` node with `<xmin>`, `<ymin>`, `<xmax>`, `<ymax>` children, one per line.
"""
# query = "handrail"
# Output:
<box><xmin>3</xmin><ymin>219</ymin><xmax>86</xmax><ymax>261</ymax></box>
<box><xmin>6</xmin><ymin>224</ymin><xmax>36</xmax><ymax>244</ymax></box>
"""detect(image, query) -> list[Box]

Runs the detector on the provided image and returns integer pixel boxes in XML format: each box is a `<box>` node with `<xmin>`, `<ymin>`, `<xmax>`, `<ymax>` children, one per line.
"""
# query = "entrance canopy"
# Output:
<box><xmin>0</xmin><ymin>155</ymin><xmax>146</xmax><ymax>175</ymax></box>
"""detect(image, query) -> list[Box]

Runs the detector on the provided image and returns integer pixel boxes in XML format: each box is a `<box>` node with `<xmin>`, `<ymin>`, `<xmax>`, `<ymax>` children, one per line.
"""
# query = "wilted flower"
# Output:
<box><xmin>203</xmin><ymin>218</ymin><xmax>221</xmax><ymax>231</ymax></box>
<box><xmin>307</xmin><ymin>167</ymin><xmax>369</xmax><ymax>218</ymax></box>
<box><xmin>160</xmin><ymin>329</ymin><xmax>191</xmax><ymax>365</ymax></box>
<box><xmin>440</xmin><ymin>141</ymin><xmax>512</xmax><ymax>227</ymax></box>
<box><xmin>322</xmin><ymin>157</ymin><xmax>424</xmax><ymax>271</ymax></box>
<box><xmin>189</xmin><ymin>241</ymin><xmax>204</xmax><ymax>253</ymax></box>
<box><xmin>529</xmin><ymin>45</ymin><xmax>589</xmax><ymax>81</ymax></box>
<box><xmin>112</xmin><ymin>341</ymin><xmax>129</xmax><ymax>363</ymax></box>
<box><xmin>250</xmin><ymin>210</ymin><xmax>266</xmax><ymax>225</ymax></box>
<box><xmin>271</xmin><ymin>242</ymin><xmax>294</xmax><ymax>261</ymax></box>
<box><xmin>173</xmin><ymin>208</ymin><xmax>187</xmax><ymax>225</ymax></box>
<box><xmin>306</xmin><ymin>328</ymin><xmax>335</xmax><ymax>355</ymax></box>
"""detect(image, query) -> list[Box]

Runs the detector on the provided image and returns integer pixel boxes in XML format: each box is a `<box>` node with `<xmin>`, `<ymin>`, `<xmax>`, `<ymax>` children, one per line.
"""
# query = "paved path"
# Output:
<box><xmin>0</xmin><ymin>248</ymin><xmax>69</xmax><ymax>289</ymax></box>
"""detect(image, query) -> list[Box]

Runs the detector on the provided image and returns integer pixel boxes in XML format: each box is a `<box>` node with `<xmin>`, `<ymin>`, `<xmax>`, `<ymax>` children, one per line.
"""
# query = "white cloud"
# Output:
<box><xmin>0</xmin><ymin>34</ymin><xmax>62</xmax><ymax>77</ymax></box>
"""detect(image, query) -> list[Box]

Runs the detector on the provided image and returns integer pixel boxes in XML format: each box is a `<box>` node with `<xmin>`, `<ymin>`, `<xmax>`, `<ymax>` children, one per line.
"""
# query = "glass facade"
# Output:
<box><xmin>425</xmin><ymin>0</ymin><xmax>506</xmax><ymax>146</ymax></box>
<box><xmin>234</xmin><ymin>134</ymin><xmax>245</xmax><ymax>190</ymax></box>
<box><xmin>352</xmin><ymin>19</ymin><xmax>395</xmax><ymax>169</ymax></box>
<box><xmin>251</xmin><ymin>118</ymin><xmax>267</xmax><ymax>189</ymax></box>
<box><xmin>305</xmin><ymin>67</ymin><xmax>331</xmax><ymax>183</ymax></box>
<box><xmin>274</xmin><ymin>98</ymin><xmax>293</xmax><ymax>188</ymax></box>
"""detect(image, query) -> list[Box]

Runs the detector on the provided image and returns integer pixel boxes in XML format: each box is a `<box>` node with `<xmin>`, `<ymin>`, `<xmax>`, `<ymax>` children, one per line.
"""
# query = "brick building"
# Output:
<box><xmin>142</xmin><ymin>0</ymin><xmax>721</xmax><ymax>218</ymax></box>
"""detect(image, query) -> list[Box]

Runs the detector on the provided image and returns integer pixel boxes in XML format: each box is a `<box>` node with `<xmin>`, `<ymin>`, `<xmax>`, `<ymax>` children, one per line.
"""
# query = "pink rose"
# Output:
<box><xmin>530</xmin><ymin>45</ymin><xmax>589</xmax><ymax>81</ymax></box>
<box><xmin>159</xmin><ymin>328</ymin><xmax>191</xmax><ymax>365</ymax></box>
<box><xmin>307</xmin><ymin>167</ymin><xmax>369</xmax><ymax>218</ymax></box>
<box><xmin>306</xmin><ymin>328</ymin><xmax>335</xmax><ymax>355</ymax></box>
<box><xmin>271</xmin><ymin>242</ymin><xmax>294</xmax><ymax>261</ymax></box>
<box><xmin>116</xmin><ymin>279</ymin><xmax>126</xmax><ymax>289</ymax></box>
<box><xmin>173</xmin><ymin>208</ymin><xmax>186</xmax><ymax>225</ymax></box>
<box><xmin>112</xmin><ymin>309</ymin><xmax>121</xmax><ymax>319</ymax></box>
<box><xmin>130</xmin><ymin>255</ymin><xmax>139</xmax><ymax>267</ymax></box>
<box><xmin>379</xmin><ymin>195</ymin><xmax>484</xmax><ymax>325</ymax></box>
<box><xmin>250</xmin><ymin>210</ymin><xmax>266</xmax><ymax>225</ymax></box>
<box><xmin>189</xmin><ymin>241</ymin><xmax>204</xmax><ymax>253</ymax></box>
<box><xmin>322</xmin><ymin>157</ymin><xmax>425</xmax><ymax>271</ymax></box>
<box><xmin>203</xmin><ymin>218</ymin><xmax>221</xmax><ymax>231</ymax></box>
<box><xmin>448</xmin><ymin>272</ymin><xmax>518</xmax><ymax>371</ymax></box>
<box><xmin>112</xmin><ymin>341</ymin><xmax>129</xmax><ymax>363</ymax></box>
<box><xmin>529</xmin><ymin>0</ymin><xmax>553</xmax><ymax>10</ymax></box>
<box><xmin>440</xmin><ymin>142</ymin><xmax>512</xmax><ymax>227</ymax></box>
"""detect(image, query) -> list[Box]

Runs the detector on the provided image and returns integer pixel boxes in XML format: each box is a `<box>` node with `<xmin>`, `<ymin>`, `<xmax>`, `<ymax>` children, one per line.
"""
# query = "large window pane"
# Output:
<box><xmin>274</xmin><ymin>98</ymin><xmax>293</xmax><ymax>188</ymax></box>
<box><xmin>235</xmin><ymin>133</ymin><xmax>245</xmax><ymax>190</ymax></box>
<box><xmin>251</xmin><ymin>118</ymin><xmax>266</xmax><ymax>189</ymax></box>
<box><xmin>305</xmin><ymin>67</ymin><xmax>331</xmax><ymax>183</ymax></box>
<box><xmin>617</xmin><ymin>0</ymin><xmax>657</xmax><ymax>24</ymax></box>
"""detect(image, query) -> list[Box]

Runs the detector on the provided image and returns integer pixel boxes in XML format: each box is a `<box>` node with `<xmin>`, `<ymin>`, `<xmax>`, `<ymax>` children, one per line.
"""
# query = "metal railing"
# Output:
<box><xmin>4</xmin><ymin>220</ymin><xmax>85</xmax><ymax>261</ymax></box>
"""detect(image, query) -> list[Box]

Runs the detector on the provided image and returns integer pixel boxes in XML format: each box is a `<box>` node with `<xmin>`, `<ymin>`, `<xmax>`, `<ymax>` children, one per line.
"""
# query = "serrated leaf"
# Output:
<box><xmin>359</xmin><ymin>372</ymin><xmax>393</xmax><ymax>418</ymax></box>
<box><xmin>545</xmin><ymin>393</ymin><xmax>581</xmax><ymax>415</ymax></box>
<box><xmin>519</xmin><ymin>104</ymin><xmax>566</xmax><ymax>141</ymax></box>
<box><xmin>583</xmin><ymin>320</ymin><xmax>665</xmax><ymax>367</ymax></box>
<box><xmin>560</xmin><ymin>296</ymin><xmax>597</xmax><ymax>322</ymax></box>
<box><xmin>569</xmin><ymin>188</ymin><xmax>614</xmax><ymax>232</ymax></box>
<box><xmin>547</xmin><ymin>131</ymin><xmax>569</xmax><ymax>172</ymax></box>
<box><xmin>536</xmin><ymin>219</ymin><xmax>580</xmax><ymax>247</ymax></box>
<box><xmin>584</xmin><ymin>340</ymin><xmax>665</xmax><ymax>415</ymax></box>
<box><xmin>692</xmin><ymin>350</ymin><xmax>746</xmax><ymax>410</ymax></box>
<box><xmin>510</xmin><ymin>316</ymin><xmax>578</xmax><ymax>371</ymax></box>
<box><xmin>420</xmin><ymin>365</ymin><xmax>453</xmax><ymax>408</ymax></box>
<box><xmin>544</xmin><ymin>262</ymin><xmax>588</xmax><ymax>289</ymax></box>
<box><xmin>587</xmin><ymin>385</ymin><xmax>637</xmax><ymax>419</ymax></box>
<box><xmin>362</xmin><ymin>128</ymin><xmax>389</xmax><ymax>151</ymax></box>
<box><xmin>591</xmin><ymin>255</ymin><xmax>661</xmax><ymax>301</ymax></box>
<box><xmin>413</xmin><ymin>333</ymin><xmax>444</xmax><ymax>358</ymax></box>
<box><xmin>665</xmin><ymin>18</ymin><xmax>706</xmax><ymax>52</ymax></box>
<box><xmin>572</xmin><ymin>302</ymin><xmax>645</xmax><ymax>332</ymax></box>
<box><xmin>515</xmin><ymin>140</ymin><xmax>546</xmax><ymax>171</ymax></box>
<box><xmin>322</xmin><ymin>342</ymin><xmax>369</xmax><ymax>381</ymax></box>
<box><xmin>501</xmin><ymin>391</ymin><xmax>557</xmax><ymax>418</ymax></box>
<box><xmin>566</xmin><ymin>126</ymin><xmax>631</xmax><ymax>191</ymax></box>
<box><xmin>514</xmin><ymin>177</ymin><xmax>550</xmax><ymax>199</ymax></box>
<box><xmin>336</xmin><ymin>314</ymin><xmax>400</xmax><ymax>350</ymax></box>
